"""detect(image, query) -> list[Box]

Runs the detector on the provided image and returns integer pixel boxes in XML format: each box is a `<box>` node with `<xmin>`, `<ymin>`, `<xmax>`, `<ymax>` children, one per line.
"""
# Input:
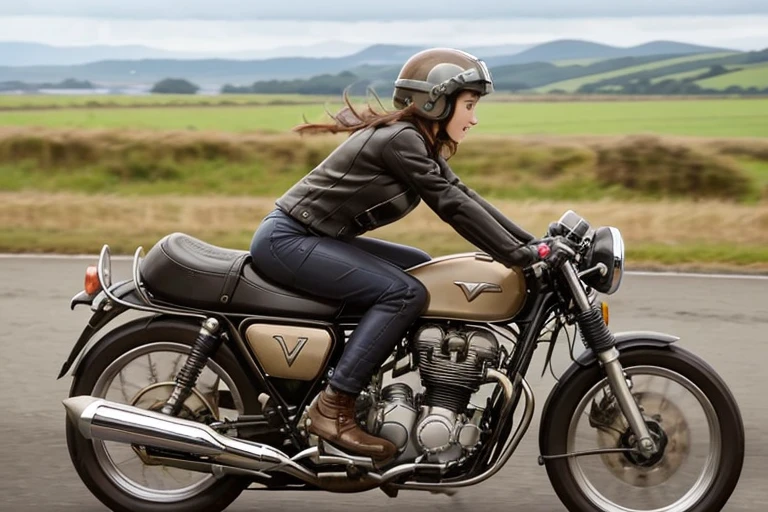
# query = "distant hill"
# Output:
<box><xmin>0</xmin><ymin>42</ymin><xmax>193</xmax><ymax>66</ymax></box>
<box><xmin>235</xmin><ymin>48</ymin><xmax>768</xmax><ymax>96</ymax></box>
<box><xmin>0</xmin><ymin>41</ymin><xmax>369</xmax><ymax>66</ymax></box>
<box><xmin>484</xmin><ymin>40</ymin><xmax>735</xmax><ymax>67</ymax></box>
<box><xmin>0</xmin><ymin>39</ymin><xmax>744</xmax><ymax>87</ymax></box>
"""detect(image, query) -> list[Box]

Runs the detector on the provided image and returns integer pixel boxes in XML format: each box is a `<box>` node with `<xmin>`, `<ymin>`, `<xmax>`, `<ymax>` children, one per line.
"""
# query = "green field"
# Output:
<box><xmin>0</xmin><ymin>93</ymin><xmax>339</xmax><ymax>109</ymax></box>
<box><xmin>2</xmin><ymin>99</ymin><xmax>766</xmax><ymax>137</ymax></box>
<box><xmin>537</xmin><ymin>52</ymin><xmax>738</xmax><ymax>92</ymax></box>
<box><xmin>551</xmin><ymin>58</ymin><xmax>605</xmax><ymax>67</ymax></box>
<box><xmin>650</xmin><ymin>67</ymin><xmax>711</xmax><ymax>83</ymax></box>
<box><xmin>649</xmin><ymin>62</ymin><xmax>768</xmax><ymax>88</ymax></box>
<box><xmin>697</xmin><ymin>63</ymin><xmax>768</xmax><ymax>89</ymax></box>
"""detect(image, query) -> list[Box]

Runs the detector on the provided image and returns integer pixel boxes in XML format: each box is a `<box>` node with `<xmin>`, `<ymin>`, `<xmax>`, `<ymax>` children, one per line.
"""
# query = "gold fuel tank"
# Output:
<box><xmin>407</xmin><ymin>253</ymin><xmax>528</xmax><ymax>322</ymax></box>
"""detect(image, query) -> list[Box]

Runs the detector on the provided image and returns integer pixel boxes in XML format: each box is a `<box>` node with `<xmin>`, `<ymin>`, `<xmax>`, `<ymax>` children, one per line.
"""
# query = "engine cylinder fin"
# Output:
<box><xmin>414</xmin><ymin>325</ymin><xmax>500</xmax><ymax>415</ymax></box>
<box><xmin>425</xmin><ymin>387</ymin><xmax>472</xmax><ymax>413</ymax></box>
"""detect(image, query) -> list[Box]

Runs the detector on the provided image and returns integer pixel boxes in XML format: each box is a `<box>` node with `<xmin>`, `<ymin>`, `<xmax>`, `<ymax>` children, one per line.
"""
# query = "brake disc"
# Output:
<box><xmin>594</xmin><ymin>390</ymin><xmax>690</xmax><ymax>487</ymax></box>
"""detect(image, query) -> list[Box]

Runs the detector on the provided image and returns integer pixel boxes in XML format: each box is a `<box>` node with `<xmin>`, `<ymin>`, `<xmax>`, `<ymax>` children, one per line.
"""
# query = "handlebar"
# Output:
<box><xmin>529</xmin><ymin>236</ymin><xmax>578</xmax><ymax>269</ymax></box>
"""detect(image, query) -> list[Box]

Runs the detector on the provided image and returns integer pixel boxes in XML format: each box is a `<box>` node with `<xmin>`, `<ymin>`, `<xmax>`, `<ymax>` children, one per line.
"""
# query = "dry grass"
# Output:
<box><xmin>2</xmin><ymin>127</ymin><xmax>767</xmax><ymax>202</ymax></box>
<box><xmin>2</xmin><ymin>192</ymin><xmax>767</xmax><ymax>271</ymax></box>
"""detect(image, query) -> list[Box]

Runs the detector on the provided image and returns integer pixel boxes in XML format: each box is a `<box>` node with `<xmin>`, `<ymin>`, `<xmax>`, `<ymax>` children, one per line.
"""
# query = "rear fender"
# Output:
<box><xmin>58</xmin><ymin>280</ymin><xmax>142</xmax><ymax>379</ymax></box>
<box><xmin>538</xmin><ymin>330</ymin><xmax>680</xmax><ymax>451</ymax></box>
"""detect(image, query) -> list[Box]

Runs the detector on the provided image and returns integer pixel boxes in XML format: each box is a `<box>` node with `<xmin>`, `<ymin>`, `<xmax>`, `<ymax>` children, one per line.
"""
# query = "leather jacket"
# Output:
<box><xmin>275</xmin><ymin>121</ymin><xmax>539</xmax><ymax>268</ymax></box>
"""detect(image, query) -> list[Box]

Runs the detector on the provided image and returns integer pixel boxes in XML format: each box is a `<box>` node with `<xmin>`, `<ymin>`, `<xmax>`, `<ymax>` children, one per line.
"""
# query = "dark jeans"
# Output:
<box><xmin>250</xmin><ymin>209</ymin><xmax>430</xmax><ymax>394</ymax></box>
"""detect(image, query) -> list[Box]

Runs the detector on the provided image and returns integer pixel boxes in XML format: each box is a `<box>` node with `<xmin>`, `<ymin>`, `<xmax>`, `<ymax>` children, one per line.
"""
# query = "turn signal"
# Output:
<box><xmin>601</xmin><ymin>301</ymin><xmax>610</xmax><ymax>325</ymax></box>
<box><xmin>537</xmin><ymin>243</ymin><xmax>551</xmax><ymax>259</ymax></box>
<box><xmin>84</xmin><ymin>265</ymin><xmax>101</xmax><ymax>295</ymax></box>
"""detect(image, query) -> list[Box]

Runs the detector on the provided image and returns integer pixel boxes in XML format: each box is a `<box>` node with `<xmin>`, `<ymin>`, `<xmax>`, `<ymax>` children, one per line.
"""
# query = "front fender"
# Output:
<box><xmin>537</xmin><ymin>330</ymin><xmax>680</xmax><ymax>450</ymax></box>
<box><xmin>57</xmin><ymin>280</ymin><xmax>142</xmax><ymax>379</ymax></box>
<box><xmin>574</xmin><ymin>330</ymin><xmax>680</xmax><ymax>367</ymax></box>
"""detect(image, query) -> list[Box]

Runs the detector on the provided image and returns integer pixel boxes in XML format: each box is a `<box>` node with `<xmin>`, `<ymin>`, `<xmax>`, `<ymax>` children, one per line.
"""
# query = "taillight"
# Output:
<box><xmin>84</xmin><ymin>265</ymin><xmax>101</xmax><ymax>295</ymax></box>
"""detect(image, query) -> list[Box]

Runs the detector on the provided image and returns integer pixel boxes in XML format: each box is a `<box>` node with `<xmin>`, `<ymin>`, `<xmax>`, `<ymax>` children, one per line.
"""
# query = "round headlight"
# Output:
<box><xmin>607</xmin><ymin>227</ymin><xmax>625</xmax><ymax>294</ymax></box>
<box><xmin>583</xmin><ymin>226</ymin><xmax>625</xmax><ymax>295</ymax></box>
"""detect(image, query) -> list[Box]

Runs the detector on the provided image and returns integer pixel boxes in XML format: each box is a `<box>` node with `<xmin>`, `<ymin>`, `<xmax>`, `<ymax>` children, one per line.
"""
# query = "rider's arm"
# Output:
<box><xmin>382</xmin><ymin>127</ymin><xmax>538</xmax><ymax>268</ymax></box>
<box><xmin>436</xmin><ymin>157</ymin><xmax>536</xmax><ymax>244</ymax></box>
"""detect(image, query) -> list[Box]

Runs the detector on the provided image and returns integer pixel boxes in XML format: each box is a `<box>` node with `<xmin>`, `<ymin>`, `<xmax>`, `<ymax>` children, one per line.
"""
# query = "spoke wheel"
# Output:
<box><xmin>567</xmin><ymin>365</ymin><xmax>718</xmax><ymax>511</ymax></box>
<box><xmin>540</xmin><ymin>346</ymin><xmax>744</xmax><ymax>512</ymax></box>
<box><xmin>66</xmin><ymin>318</ymin><xmax>262</xmax><ymax>512</ymax></box>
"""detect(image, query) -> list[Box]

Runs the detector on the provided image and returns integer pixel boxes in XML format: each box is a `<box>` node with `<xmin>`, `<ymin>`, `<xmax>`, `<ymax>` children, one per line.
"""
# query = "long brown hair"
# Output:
<box><xmin>292</xmin><ymin>89</ymin><xmax>458</xmax><ymax>159</ymax></box>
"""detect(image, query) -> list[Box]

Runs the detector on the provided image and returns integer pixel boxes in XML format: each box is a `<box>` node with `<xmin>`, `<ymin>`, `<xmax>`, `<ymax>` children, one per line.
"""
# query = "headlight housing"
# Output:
<box><xmin>582</xmin><ymin>226</ymin><xmax>625</xmax><ymax>295</ymax></box>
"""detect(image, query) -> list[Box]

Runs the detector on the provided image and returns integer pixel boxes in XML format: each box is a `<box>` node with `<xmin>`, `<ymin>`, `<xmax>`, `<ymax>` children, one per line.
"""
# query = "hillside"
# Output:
<box><xmin>235</xmin><ymin>51</ymin><xmax>764</xmax><ymax>96</ymax></box>
<box><xmin>537</xmin><ymin>52</ymin><xmax>738</xmax><ymax>92</ymax></box>
<box><xmin>696</xmin><ymin>63</ymin><xmax>768</xmax><ymax>89</ymax></box>
<box><xmin>0</xmin><ymin>41</ymin><xmax>371</xmax><ymax>66</ymax></box>
<box><xmin>488</xmin><ymin>39</ymin><xmax>731</xmax><ymax>67</ymax></box>
<box><xmin>565</xmin><ymin>49</ymin><xmax>768</xmax><ymax>94</ymax></box>
<box><xmin>0</xmin><ymin>39</ymin><xmax>738</xmax><ymax>86</ymax></box>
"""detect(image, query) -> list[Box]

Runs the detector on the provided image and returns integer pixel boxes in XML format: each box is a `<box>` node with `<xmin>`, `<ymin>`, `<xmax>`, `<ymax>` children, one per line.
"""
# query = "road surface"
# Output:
<box><xmin>1</xmin><ymin>257</ymin><xmax>766</xmax><ymax>511</ymax></box>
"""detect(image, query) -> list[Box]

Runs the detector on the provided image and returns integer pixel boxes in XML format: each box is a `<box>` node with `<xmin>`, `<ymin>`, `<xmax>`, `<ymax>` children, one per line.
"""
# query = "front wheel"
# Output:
<box><xmin>540</xmin><ymin>346</ymin><xmax>744</xmax><ymax>512</ymax></box>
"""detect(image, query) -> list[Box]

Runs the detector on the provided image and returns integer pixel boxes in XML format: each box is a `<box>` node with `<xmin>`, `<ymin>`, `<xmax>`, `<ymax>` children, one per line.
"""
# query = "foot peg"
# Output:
<box><xmin>313</xmin><ymin>438</ymin><xmax>377</xmax><ymax>470</ymax></box>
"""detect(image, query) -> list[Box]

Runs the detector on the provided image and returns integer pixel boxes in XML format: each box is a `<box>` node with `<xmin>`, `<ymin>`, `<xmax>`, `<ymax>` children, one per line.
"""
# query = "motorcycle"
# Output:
<box><xmin>60</xmin><ymin>210</ymin><xmax>744</xmax><ymax>512</ymax></box>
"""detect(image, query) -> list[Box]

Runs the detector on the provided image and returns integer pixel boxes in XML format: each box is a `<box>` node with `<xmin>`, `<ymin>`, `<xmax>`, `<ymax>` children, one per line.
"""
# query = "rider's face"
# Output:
<box><xmin>445</xmin><ymin>91</ymin><xmax>480</xmax><ymax>144</ymax></box>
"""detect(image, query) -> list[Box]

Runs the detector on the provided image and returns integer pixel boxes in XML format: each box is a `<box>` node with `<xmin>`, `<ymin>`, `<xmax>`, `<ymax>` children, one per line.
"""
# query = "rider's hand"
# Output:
<box><xmin>535</xmin><ymin>236</ymin><xmax>576</xmax><ymax>268</ymax></box>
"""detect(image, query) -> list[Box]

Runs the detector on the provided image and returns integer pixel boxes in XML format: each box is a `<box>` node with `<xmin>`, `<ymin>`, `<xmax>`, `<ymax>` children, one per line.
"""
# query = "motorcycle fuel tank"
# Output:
<box><xmin>408</xmin><ymin>253</ymin><xmax>527</xmax><ymax>322</ymax></box>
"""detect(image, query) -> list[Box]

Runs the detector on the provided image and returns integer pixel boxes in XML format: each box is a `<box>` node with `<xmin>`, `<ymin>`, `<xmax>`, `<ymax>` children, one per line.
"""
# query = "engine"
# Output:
<box><xmin>414</xmin><ymin>324</ymin><xmax>499</xmax><ymax>412</ymax></box>
<box><xmin>367</xmin><ymin>324</ymin><xmax>500</xmax><ymax>463</ymax></box>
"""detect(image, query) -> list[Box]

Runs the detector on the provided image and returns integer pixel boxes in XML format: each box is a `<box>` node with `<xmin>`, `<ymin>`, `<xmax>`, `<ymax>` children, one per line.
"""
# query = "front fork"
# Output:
<box><xmin>560</xmin><ymin>263</ymin><xmax>657</xmax><ymax>457</ymax></box>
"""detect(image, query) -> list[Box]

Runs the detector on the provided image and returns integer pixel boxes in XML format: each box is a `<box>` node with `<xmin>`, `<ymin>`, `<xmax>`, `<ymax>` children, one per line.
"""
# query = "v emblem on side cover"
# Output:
<box><xmin>272</xmin><ymin>335</ymin><xmax>308</xmax><ymax>366</ymax></box>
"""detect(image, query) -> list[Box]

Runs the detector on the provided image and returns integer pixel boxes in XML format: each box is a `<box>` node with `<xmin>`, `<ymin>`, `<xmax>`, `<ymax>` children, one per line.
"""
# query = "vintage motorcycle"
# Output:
<box><xmin>60</xmin><ymin>210</ymin><xmax>744</xmax><ymax>512</ymax></box>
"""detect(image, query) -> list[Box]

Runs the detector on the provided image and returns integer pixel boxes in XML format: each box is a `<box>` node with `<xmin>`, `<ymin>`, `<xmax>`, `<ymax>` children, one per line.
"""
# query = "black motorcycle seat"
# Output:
<box><xmin>140</xmin><ymin>232</ymin><xmax>340</xmax><ymax>318</ymax></box>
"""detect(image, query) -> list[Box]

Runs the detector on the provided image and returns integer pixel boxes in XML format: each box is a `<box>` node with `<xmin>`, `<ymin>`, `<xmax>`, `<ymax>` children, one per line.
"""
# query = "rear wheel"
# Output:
<box><xmin>66</xmin><ymin>317</ymin><xmax>262</xmax><ymax>512</ymax></box>
<box><xmin>541</xmin><ymin>346</ymin><xmax>744</xmax><ymax>512</ymax></box>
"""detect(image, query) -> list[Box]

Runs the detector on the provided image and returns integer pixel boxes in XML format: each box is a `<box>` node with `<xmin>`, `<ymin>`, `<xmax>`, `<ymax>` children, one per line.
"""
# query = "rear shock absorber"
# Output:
<box><xmin>161</xmin><ymin>318</ymin><xmax>222</xmax><ymax>416</ymax></box>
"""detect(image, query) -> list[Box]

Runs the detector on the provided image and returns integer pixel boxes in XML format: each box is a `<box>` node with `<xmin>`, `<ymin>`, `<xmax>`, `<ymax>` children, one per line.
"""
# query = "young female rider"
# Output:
<box><xmin>250</xmin><ymin>48</ymin><xmax>540</xmax><ymax>462</ymax></box>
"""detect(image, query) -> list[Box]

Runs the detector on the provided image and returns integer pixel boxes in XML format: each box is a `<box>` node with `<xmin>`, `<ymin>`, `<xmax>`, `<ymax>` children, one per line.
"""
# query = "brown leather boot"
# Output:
<box><xmin>306</xmin><ymin>386</ymin><xmax>396</xmax><ymax>462</ymax></box>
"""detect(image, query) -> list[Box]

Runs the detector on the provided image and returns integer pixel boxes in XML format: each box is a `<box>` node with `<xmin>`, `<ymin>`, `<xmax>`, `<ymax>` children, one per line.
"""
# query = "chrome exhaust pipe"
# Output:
<box><xmin>63</xmin><ymin>395</ymin><xmax>318</xmax><ymax>485</ymax></box>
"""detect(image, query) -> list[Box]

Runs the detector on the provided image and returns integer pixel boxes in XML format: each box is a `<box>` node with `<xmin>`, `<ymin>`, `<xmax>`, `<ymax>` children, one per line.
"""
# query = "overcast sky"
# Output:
<box><xmin>2</xmin><ymin>1</ymin><xmax>766</xmax><ymax>20</ymax></box>
<box><xmin>0</xmin><ymin>2</ymin><xmax>766</xmax><ymax>53</ymax></box>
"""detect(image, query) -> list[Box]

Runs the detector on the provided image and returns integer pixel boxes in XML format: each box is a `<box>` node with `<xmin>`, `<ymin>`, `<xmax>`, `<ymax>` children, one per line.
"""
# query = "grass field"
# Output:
<box><xmin>650</xmin><ymin>62</ymin><xmax>768</xmax><ymax>85</ymax></box>
<box><xmin>650</xmin><ymin>68</ymin><xmax>711</xmax><ymax>83</ymax></box>
<box><xmin>1</xmin><ymin>99</ymin><xmax>767</xmax><ymax>137</ymax></box>
<box><xmin>0</xmin><ymin>93</ymin><xmax>339</xmax><ymax>109</ymax></box>
<box><xmin>2</xmin><ymin>193</ymin><xmax>766</xmax><ymax>271</ymax></box>
<box><xmin>697</xmin><ymin>63</ymin><xmax>768</xmax><ymax>89</ymax></box>
<box><xmin>537</xmin><ymin>52</ymin><xmax>738</xmax><ymax>92</ymax></box>
<box><xmin>1</xmin><ymin>95</ymin><xmax>766</xmax><ymax>267</ymax></box>
<box><xmin>551</xmin><ymin>58</ymin><xmax>605</xmax><ymax>67</ymax></box>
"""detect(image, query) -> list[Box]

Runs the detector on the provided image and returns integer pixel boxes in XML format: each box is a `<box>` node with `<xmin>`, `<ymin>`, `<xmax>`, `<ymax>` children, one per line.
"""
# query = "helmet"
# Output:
<box><xmin>393</xmin><ymin>48</ymin><xmax>494</xmax><ymax>121</ymax></box>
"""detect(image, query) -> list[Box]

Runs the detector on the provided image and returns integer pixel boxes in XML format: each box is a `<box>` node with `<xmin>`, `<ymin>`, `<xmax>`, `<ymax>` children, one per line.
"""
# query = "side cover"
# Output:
<box><xmin>244</xmin><ymin>323</ymin><xmax>334</xmax><ymax>381</ymax></box>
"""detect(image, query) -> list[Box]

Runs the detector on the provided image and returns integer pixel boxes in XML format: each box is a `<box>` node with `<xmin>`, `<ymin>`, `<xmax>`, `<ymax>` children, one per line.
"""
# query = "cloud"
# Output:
<box><xmin>1</xmin><ymin>15</ymin><xmax>766</xmax><ymax>53</ymax></box>
<box><xmin>1</xmin><ymin>0</ymin><xmax>767</xmax><ymax>20</ymax></box>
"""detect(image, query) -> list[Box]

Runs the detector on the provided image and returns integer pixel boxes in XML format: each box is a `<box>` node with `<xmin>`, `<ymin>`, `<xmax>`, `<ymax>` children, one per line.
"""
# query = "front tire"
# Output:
<box><xmin>66</xmin><ymin>317</ymin><xmax>262</xmax><ymax>512</ymax></box>
<box><xmin>540</xmin><ymin>346</ymin><xmax>744</xmax><ymax>512</ymax></box>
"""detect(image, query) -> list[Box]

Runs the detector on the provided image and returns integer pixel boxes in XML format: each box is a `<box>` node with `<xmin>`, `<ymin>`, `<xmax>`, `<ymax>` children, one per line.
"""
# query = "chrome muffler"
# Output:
<box><xmin>63</xmin><ymin>395</ymin><xmax>465</xmax><ymax>494</ymax></box>
<box><xmin>63</xmin><ymin>395</ymin><xmax>319</xmax><ymax>485</ymax></box>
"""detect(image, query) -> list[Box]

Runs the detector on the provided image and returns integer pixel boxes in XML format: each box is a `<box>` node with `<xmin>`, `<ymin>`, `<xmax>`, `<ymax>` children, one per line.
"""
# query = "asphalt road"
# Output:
<box><xmin>1</xmin><ymin>257</ymin><xmax>766</xmax><ymax>511</ymax></box>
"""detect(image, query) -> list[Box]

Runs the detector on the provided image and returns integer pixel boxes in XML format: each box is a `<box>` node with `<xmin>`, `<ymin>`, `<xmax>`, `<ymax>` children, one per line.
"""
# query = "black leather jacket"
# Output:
<box><xmin>275</xmin><ymin>121</ymin><xmax>538</xmax><ymax>268</ymax></box>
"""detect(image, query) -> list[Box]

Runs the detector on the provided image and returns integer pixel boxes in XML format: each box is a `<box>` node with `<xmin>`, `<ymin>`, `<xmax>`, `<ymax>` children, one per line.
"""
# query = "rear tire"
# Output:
<box><xmin>66</xmin><ymin>317</ymin><xmax>262</xmax><ymax>512</ymax></box>
<box><xmin>540</xmin><ymin>346</ymin><xmax>744</xmax><ymax>512</ymax></box>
